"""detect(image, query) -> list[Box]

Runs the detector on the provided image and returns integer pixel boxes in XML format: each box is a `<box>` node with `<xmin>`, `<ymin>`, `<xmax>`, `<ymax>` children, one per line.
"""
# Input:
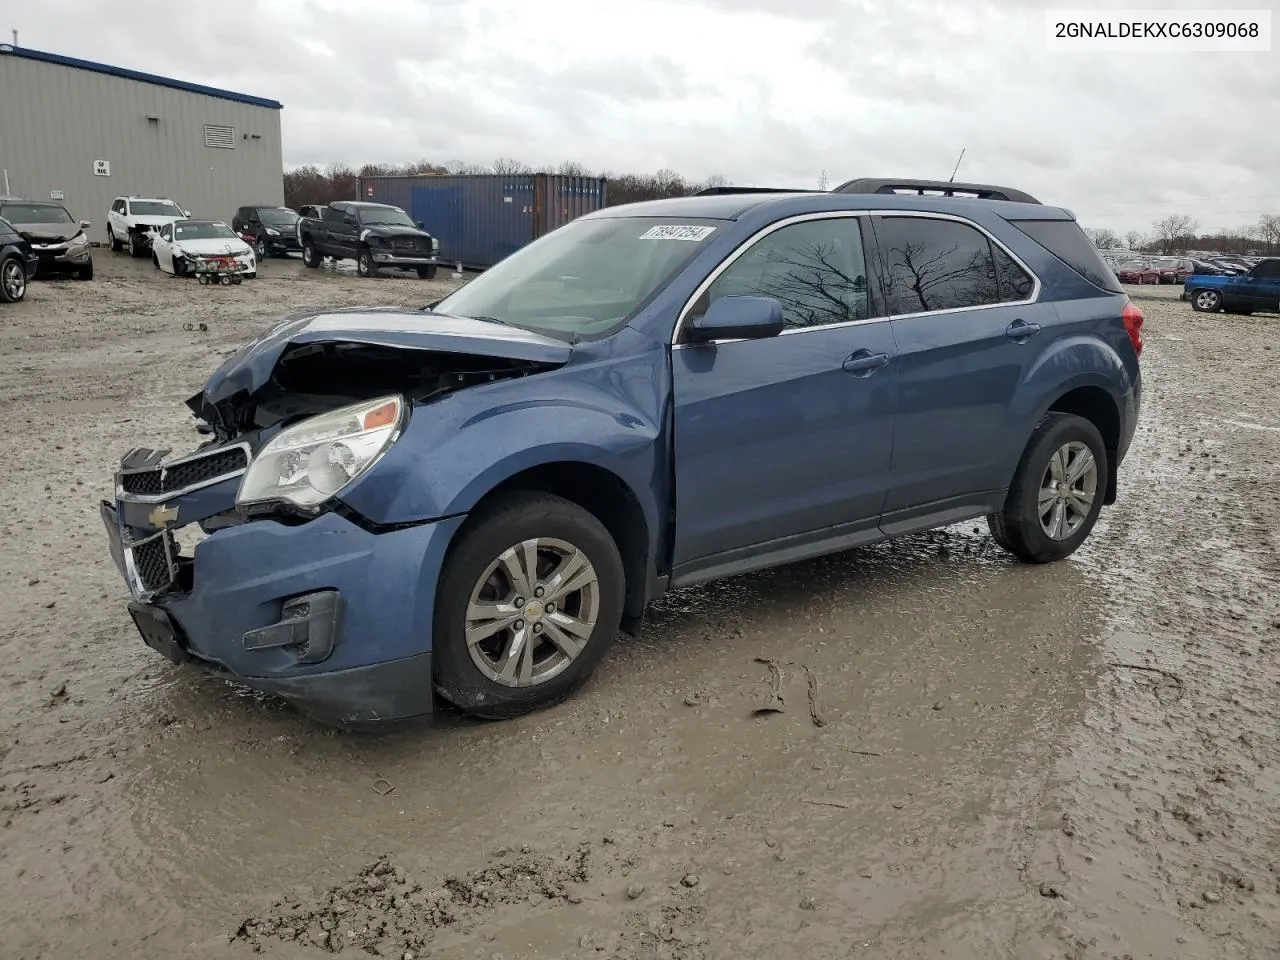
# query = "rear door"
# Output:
<box><xmin>868</xmin><ymin>213</ymin><xmax>1054</xmax><ymax>528</ymax></box>
<box><xmin>671</xmin><ymin>214</ymin><xmax>900</xmax><ymax>576</ymax></box>
<box><xmin>323</xmin><ymin>205</ymin><xmax>351</xmax><ymax>254</ymax></box>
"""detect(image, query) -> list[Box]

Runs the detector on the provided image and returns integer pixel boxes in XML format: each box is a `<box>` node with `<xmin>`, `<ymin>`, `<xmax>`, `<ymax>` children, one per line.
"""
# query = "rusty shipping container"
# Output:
<box><xmin>357</xmin><ymin>173</ymin><xmax>608</xmax><ymax>270</ymax></box>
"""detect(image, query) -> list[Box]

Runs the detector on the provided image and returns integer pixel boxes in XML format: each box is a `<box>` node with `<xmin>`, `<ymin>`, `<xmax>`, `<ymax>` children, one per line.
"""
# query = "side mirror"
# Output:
<box><xmin>687</xmin><ymin>296</ymin><xmax>785</xmax><ymax>344</ymax></box>
<box><xmin>183</xmin><ymin>210</ymin><xmax>192</xmax><ymax>217</ymax></box>
<box><xmin>416</xmin><ymin>220</ymin><xmax>424</xmax><ymax>229</ymax></box>
<box><xmin>80</xmin><ymin>220</ymin><xmax>91</xmax><ymax>228</ymax></box>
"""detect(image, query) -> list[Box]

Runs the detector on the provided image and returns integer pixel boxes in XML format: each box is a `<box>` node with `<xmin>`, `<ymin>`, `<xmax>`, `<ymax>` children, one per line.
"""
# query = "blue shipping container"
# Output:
<box><xmin>357</xmin><ymin>174</ymin><xmax>608</xmax><ymax>270</ymax></box>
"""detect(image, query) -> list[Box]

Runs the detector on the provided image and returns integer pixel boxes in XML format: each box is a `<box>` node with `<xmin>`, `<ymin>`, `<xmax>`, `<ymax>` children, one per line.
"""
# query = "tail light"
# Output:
<box><xmin>1122</xmin><ymin>301</ymin><xmax>1144</xmax><ymax>357</ymax></box>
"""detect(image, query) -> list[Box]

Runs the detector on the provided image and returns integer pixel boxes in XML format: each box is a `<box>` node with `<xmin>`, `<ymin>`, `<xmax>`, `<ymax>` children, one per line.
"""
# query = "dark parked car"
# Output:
<box><xmin>298</xmin><ymin>201</ymin><xmax>440</xmax><ymax>278</ymax></box>
<box><xmin>0</xmin><ymin>198</ymin><xmax>94</xmax><ymax>280</ymax></box>
<box><xmin>232</xmin><ymin>205</ymin><xmax>301</xmax><ymax>259</ymax></box>
<box><xmin>1187</xmin><ymin>257</ymin><xmax>1280</xmax><ymax>314</ymax></box>
<box><xmin>0</xmin><ymin>215</ymin><xmax>38</xmax><ymax>303</ymax></box>
<box><xmin>101</xmin><ymin>177</ymin><xmax>1143</xmax><ymax>729</ymax></box>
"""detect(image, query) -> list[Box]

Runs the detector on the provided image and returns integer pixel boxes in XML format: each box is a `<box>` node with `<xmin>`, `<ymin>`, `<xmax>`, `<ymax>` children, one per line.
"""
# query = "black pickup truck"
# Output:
<box><xmin>298</xmin><ymin>201</ymin><xmax>440</xmax><ymax>278</ymax></box>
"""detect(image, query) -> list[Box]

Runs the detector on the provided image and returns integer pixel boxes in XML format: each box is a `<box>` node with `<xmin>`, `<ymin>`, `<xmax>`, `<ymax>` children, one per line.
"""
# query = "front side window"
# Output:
<box><xmin>873</xmin><ymin>216</ymin><xmax>1002</xmax><ymax>315</ymax></box>
<box><xmin>696</xmin><ymin>217</ymin><xmax>871</xmax><ymax>330</ymax></box>
<box><xmin>434</xmin><ymin>216</ymin><xmax>718</xmax><ymax>340</ymax></box>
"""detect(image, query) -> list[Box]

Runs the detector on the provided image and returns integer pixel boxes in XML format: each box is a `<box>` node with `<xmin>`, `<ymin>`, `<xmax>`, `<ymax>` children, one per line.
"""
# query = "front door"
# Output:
<box><xmin>1239</xmin><ymin>259</ymin><xmax>1280</xmax><ymax>311</ymax></box>
<box><xmin>868</xmin><ymin>213</ymin><xmax>1058</xmax><ymax>522</ymax></box>
<box><xmin>671</xmin><ymin>215</ymin><xmax>899</xmax><ymax>578</ymax></box>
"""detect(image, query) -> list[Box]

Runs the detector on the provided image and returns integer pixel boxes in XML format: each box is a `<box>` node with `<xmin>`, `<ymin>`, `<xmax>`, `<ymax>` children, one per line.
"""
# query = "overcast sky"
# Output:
<box><xmin>11</xmin><ymin>0</ymin><xmax>1280</xmax><ymax>234</ymax></box>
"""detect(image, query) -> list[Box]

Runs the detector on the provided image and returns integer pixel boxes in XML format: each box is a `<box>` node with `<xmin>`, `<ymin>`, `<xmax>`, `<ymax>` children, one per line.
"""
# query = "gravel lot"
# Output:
<box><xmin>2</xmin><ymin>258</ymin><xmax>1278</xmax><ymax>960</ymax></box>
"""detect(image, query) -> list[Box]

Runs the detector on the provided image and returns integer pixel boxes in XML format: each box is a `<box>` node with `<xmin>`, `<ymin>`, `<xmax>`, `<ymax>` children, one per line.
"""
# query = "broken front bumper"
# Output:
<box><xmin>101</xmin><ymin>444</ymin><xmax>464</xmax><ymax>728</ymax></box>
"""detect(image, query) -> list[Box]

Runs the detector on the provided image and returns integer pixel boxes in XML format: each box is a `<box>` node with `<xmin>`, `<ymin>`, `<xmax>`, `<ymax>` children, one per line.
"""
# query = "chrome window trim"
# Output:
<box><xmin>670</xmin><ymin>209</ymin><xmax>1043</xmax><ymax>349</ymax></box>
<box><xmin>116</xmin><ymin>441</ymin><xmax>253</xmax><ymax>504</ymax></box>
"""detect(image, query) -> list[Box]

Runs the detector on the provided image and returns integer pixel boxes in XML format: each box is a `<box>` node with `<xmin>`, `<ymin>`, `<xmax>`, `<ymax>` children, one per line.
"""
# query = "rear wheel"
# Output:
<box><xmin>1191</xmin><ymin>289</ymin><xmax>1222</xmax><ymax>312</ymax></box>
<box><xmin>302</xmin><ymin>239</ymin><xmax>321</xmax><ymax>268</ymax></box>
<box><xmin>433</xmin><ymin>492</ymin><xmax>625</xmax><ymax>720</ymax></box>
<box><xmin>0</xmin><ymin>255</ymin><xmax>27</xmax><ymax>302</ymax></box>
<box><xmin>107</xmin><ymin>227</ymin><xmax>122</xmax><ymax>252</ymax></box>
<box><xmin>987</xmin><ymin>413</ymin><xmax>1108</xmax><ymax>563</ymax></box>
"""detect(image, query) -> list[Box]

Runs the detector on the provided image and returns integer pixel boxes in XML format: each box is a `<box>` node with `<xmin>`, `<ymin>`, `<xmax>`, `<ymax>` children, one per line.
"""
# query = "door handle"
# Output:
<box><xmin>1005</xmin><ymin>318</ymin><xmax>1041</xmax><ymax>342</ymax></box>
<box><xmin>842</xmin><ymin>350</ymin><xmax>890</xmax><ymax>376</ymax></box>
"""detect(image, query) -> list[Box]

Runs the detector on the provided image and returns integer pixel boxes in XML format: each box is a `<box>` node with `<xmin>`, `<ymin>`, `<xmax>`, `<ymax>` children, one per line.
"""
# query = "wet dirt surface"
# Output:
<box><xmin>1</xmin><ymin>264</ymin><xmax>1277</xmax><ymax>959</ymax></box>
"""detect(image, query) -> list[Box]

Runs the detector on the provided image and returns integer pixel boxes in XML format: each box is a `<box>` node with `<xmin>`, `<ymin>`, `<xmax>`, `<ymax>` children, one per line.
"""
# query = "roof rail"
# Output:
<box><xmin>692</xmin><ymin>186</ymin><xmax>822</xmax><ymax>196</ymax></box>
<box><xmin>832</xmin><ymin>177</ymin><xmax>1041</xmax><ymax>205</ymax></box>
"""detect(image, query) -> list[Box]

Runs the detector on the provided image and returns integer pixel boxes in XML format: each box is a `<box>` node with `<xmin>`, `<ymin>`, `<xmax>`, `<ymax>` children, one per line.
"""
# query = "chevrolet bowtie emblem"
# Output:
<box><xmin>148</xmin><ymin>503</ymin><xmax>179</xmax><ymax>527</ymax></box>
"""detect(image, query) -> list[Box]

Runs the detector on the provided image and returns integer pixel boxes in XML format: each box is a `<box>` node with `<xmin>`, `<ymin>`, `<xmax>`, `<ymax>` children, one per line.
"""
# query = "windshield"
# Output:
<box><xmin>259</xmin><ymin>207</ymin><xmax>299</xmax><ymax>225</ymax></box>
<box><xmin>174</xmin><ymin>222</ymin><xmax>237</xmax><ymax>241</ymax></box>
<box><xmin>358</xmin><ymin>205</ymin><xmax>415</xmax><ymax>227</ymax></box>
<box><xmin>432</xmin><ymin>217</ymin><xmax>721</xmax><ymax>339</ymax></box>
<box><xmin>131</xmin><ymin>200</ymin><xmax>184</xmax><ymax>217</ymax></box>
<box><xmin>0</xmin><ymin>203</ymin><xmax>74</xmax><ymax>225</ymax></box>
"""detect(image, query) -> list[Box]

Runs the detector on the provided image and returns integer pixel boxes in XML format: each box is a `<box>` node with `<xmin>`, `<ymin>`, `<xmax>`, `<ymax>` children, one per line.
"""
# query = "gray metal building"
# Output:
<box><xmin>0</xmin><ymin>44</ymin><xmax>283</xmax><ymax>244</ymax></box>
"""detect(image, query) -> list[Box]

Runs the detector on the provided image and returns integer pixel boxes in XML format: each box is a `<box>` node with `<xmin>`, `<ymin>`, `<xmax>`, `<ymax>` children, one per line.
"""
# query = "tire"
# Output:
<box><xmin>107</xmin><ymin>227</ymin><xmax>122</xmax><ymax>253</ymax></box>
<box><xmin>151</xmin><ymin>251</ymin><xmax>159</xmax><ymax>268</ymax></box>
<box><xmin>986</xmin><ymin>412</ymin><xmax>1108</xmax><ymax>564</ymax></box>
<box><xmin>356</xmin><ymin>247</ymin><xmax>377</xmax><ymax>277</ymax></box>
<box><xmin>172</xmin><ymin>254</ymin><xmax>186</xmax><ymax>278</ymax></box>
<box><xmin>0</xmin><ymin>255</ymin><xmax>27</xmax><ymax>303</ymax></box>
<box><xmin>128</xmin><ymin>232</ymin><xmax>144</xmax><ymax>258</ymax></box>
<box><xmin>254</xmin><ymin>237</ymin><xmax>267</xmax><ymax>260</ymax></box>
<box><xmin>77</xmin><ymin>260</ymin><xmax>94</xmax><ymax>281</ymax></box>
<box><xmin>433</xmin><ymin>491</ymin><xmax>625</xmax><ymax>720</ymax></box>
<box><xmin>243</xmin><ymin>272</ymin><xmax>256</xmax><ymax>280</ymax></box>
<box><xmin>1191</xmin><ymin>289</ymin><xmax>1222</xmax><ymax>312</ymax></box>
<box><xmin>302</xmin><ymin>239</ymin><xmax>321</xmax><ymax>268</ymax></box>
<box><xmin>417</xmin><ymin>265</ymin><xmax>438</xmax><ymax>279</ymax></box>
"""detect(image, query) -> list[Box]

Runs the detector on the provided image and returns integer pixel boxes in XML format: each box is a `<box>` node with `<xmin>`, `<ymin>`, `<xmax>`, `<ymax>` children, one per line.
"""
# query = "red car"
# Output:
<box><xmin>1150</xmin><ymin>258</ymin><xmax>1193</xmax><ymax>284</ymax></box>
<box><xmin>1115</xmin><ymin>260</ymin><xmax>1160</xmax><ymax>284</ymax></box>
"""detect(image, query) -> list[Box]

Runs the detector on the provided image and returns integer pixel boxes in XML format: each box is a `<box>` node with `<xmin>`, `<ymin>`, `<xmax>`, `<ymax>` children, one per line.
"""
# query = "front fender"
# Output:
<box><xmin>337</xmin><ymin>352</ymin><xmax>668</xmax><ymax>535</ymax></box>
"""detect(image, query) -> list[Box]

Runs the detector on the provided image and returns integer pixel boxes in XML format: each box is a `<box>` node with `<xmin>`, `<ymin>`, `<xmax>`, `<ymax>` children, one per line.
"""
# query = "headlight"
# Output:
<box><xmin>266</xmin><ymin>228</ymin><xmax>280</xmax><ymax>236</ymax></box>
<box><xmin>68</xmin><ymin>232</ymin><xmax>89</xmax><ymax>248</ymax></box>
<box><xmin>236</xmin><ymin>395</ymin><xmax>405</xmax><ymax>509</ymax></box>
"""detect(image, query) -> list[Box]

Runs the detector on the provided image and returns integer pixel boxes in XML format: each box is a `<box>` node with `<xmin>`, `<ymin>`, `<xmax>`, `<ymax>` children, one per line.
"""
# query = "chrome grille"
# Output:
<box><xmin>120</xmin><ymin>446</ymin><xmax>248</xmax><ymax>497</ymax></box>
<box><xmin>392</xmin><ymin>237</ymin><xmax>424</xmax><ymax>252</ymax></box>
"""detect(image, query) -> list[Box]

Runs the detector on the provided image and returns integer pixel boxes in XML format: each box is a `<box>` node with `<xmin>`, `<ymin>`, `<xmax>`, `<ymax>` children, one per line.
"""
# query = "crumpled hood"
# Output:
<box><xmin>11</xmin><ymin>223</ymin><xmax>81</xmax><ymax>243</ymax></box>
<box><xmin>361</xmin><ymin>224</ymin><xmax>432</xmax><ymax>241</ymax></box>
<box><xmin>194</xmin><ymin>307</ymin><xmax>575</xmax><ymax>406</ymax></box>
<box><xmin>174</xmin><ymin>237</ymin><xmax>252</xmax><ymax>257</ymax></box>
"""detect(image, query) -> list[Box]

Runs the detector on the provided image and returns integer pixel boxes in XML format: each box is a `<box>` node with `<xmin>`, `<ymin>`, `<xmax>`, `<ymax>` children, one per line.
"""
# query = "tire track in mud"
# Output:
<box><xmin>1021</xmin><ymin>301</ymin><xmax>1280</xmax><ymax>959</ymax></box>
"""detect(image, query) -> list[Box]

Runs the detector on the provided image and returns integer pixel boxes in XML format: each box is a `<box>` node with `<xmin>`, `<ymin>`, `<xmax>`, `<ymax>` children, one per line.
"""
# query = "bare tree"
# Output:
<box><xmin>1084</xmin><ymin>227</ymin><xmax>1119</xmax><ymax>250</ymax></box>
<box><xmin>492</xmin><ymin>157</ymin><xmax>533</xmax><ymax>175</ymax></box>
<box><xmin>557</xmin><ymin>161</ymin><xmax>590</xmax><ymax>177</ymax></box>
<box><xmin>1151</xmin><ymin>214</ymin><xmax>1199</xmax><ymax>254</ymax></box>
<box><xmin>702</xmin><ymin>174</ymin><xmax>729</xmax><ymax>191</ymax></box>
<box><xmin>1257</xmin><ymin>214</ymin><xmax>1280</xmax><ymax>252</ymax></box>
<box><xmin>445</xmin><ymin>160</ymin><xmax>491</xmax><ymax>175</ymax></box>
<box><xmin>1123</xmin><ymin>230</ymin><xmax>1144</xmax><ymax>250</ymax></box>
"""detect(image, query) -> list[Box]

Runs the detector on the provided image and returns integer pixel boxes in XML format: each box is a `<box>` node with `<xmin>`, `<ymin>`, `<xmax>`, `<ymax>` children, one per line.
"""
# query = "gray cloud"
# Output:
<box><xmin>12</xmin><ymin>0</ymin><xmax>1280</xmax><ymax>233</ymax></box>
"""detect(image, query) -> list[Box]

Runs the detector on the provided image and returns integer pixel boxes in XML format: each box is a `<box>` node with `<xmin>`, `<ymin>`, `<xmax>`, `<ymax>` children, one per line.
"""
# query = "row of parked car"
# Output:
<box><xmin>0</xmin><ymin>193</ymin><xmax>445</xmax><ymax>302</ymax></box>
<box><xmin>1105</xmin><ymin>253</ymin><xmax>1268</xmax><ymax>286</ymax></box>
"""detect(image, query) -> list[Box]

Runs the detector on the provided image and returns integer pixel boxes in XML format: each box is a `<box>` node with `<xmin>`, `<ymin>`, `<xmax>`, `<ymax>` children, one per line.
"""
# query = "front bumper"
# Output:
<box><xmin>262</xmin><ymin>234</ymin><xmax>300</xmax><ymax>253</ymax></box>
<box><xmin>371</xmin><ymin>250</ymin><xmax>439</xmax><ymax>267</ymax></box>
<box><xmin>101</xmin><ymin>445</ymin><xmax>464</xmax><ymax>727</ymax></box>
<box><xmin>30</xmin><ymin>242</ymin><xmax>91</xmax><ymax>272</ymax></box>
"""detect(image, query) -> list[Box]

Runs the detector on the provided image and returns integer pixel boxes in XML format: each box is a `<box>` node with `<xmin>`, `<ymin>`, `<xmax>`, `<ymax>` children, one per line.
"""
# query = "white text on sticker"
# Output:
<box><xmin>638</xmin><ymin>225</ymin><xmax>717</xmax><ymax>241</ymax></box>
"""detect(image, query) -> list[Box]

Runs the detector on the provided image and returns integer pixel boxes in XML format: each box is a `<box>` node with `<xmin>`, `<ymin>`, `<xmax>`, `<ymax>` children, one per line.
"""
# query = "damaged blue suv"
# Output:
<box><xmin>101</xmin><ymin>178</ymin><xmax>1143</xmax><ymax>728</ymax></box>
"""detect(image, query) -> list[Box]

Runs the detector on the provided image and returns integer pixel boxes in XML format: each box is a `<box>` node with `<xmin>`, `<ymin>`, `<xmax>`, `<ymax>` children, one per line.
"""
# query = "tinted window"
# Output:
<box><xmin>1252</xmin><ymin>260</ymin><xmax>1280</xmax><ymax>278</ymax></box>
<box><xmin>323</xmin><ymin>206</ymin><xmax>345</xmax><ymax>223</ymax></box>
<box><xmin>1009</xmin><ymin>219</ymin><xmax>1125</xmax><ymax>293</ymax></box>
<box><xmin>873</xmin><ymin>216</ymin><xmax>1001</xmax><ymax>314</ymax></box>
<box><xmin>991</xmin><ymin>243</ymin><xmax>1034</xmax><ymax>301</ymax></box>
<box><xmin>701</xmin><ymin>218</ymin><xmax>871</xmax><ymax>329</ymax></box>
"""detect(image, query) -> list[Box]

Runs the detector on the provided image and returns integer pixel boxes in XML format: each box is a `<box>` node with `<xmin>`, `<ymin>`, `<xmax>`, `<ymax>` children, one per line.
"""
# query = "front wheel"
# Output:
<box><xmin>0</xmin><ymin>255</ymin><xmax>27</xmax><ymax>302</ymax></box>
<box><xmin>302</xmin><ymin>240</ymin><xmax>321</xmax><ymax>268</ymax></box>
<box><xmin>433</xmin><ymin>492</ymin><xmax>625</xmax><ymax>720</ymax></box>
<box><xmin>128</xmin><ymin>232</ymin><xmax>144</xmax><ymax>258</ymax></box>
<box><xmin>77</xmin><ymin>260</ymin><xmax>94</xmax><ymax>281</ymax></box>
<box><xmin>417</xmin><ymin>265</ymin><xmax>438</xmax><ymax>279</ymax></box>
<box><xmin>1191</xmin><ymin>289</ymin><xmax>1222</xmax><ymax>312</ymax></box>
<box><xmin>107</xmin><ymin>227</ymin><xmax>122</xmax><ymax>252</ymax></box>
<box><xmin>987</xmin><ymin>413</ymin><xmax>1108</xmax><ymax>564</ymax></box>
<box><xmin>356</xmin><ymin>247</ymin><xmax>377</xmax><ymax>277</ymax></box>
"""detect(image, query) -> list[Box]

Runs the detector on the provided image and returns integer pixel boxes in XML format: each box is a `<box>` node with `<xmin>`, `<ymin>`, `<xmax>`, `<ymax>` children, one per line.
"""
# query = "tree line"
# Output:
<box><xmin>1085</xmin><ymin>214</ymin><xmax>1280</xmax><ymax>256</ymax></box>
<box><xmin>283</xmin><ymin>158</ymin><xmax>730</xmax><ymax>212</ymax></box>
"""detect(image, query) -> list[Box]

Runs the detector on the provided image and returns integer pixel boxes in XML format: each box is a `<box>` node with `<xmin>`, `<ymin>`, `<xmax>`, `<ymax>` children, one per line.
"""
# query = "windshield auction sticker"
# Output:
<box><xmin>638</xmin><ymin>225</ymin><xmax>717</xmax><ymax>241</ymax></box>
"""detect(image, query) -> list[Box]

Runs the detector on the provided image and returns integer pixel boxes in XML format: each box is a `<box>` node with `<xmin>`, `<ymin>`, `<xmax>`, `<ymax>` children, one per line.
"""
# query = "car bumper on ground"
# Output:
<box><xmin>100</xmin><ymin>452</ymin><xmax>465</xmax><ymax>728</ymax></box>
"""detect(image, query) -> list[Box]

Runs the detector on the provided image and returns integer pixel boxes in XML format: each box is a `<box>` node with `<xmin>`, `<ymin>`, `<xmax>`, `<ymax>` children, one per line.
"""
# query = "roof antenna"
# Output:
<box><xmin>948</xmin><ymin>147</ymin><xmax>966</xmax><ymax>183</ymax></box>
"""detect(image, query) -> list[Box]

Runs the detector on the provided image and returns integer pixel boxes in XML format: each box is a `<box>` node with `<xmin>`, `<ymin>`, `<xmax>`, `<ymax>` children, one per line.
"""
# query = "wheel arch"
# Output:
<box><xmin>442</xmin><ymin>460</ymin><xmax>655</xmax><ymax>635</ymax></box>
<box><xmin>1044</xmin><ymin>385</ymin><xmax>1122</xmax><ymax>505</ymax></box>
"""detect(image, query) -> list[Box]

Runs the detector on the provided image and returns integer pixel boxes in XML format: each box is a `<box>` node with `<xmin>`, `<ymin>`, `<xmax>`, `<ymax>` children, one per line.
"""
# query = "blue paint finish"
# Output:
<box><xmin>1185</xmin><ymin>259</ymin><xmax>1280</xmax><ymax>312</ymax></box>
<box><xmin>118</xmin><ymin>475</ymin><xmax>240</xmax><ymax>533</ymax></box>
<box><xmin>106</xmin><ymin>184</ymin><xmax>1149</xmax><ymax>725</ymax></box>
<box><xmin>161</xmin><ymin>511</ymin><xmax>463</xmax><ymax>678</ymax></box>
<box><xmin>0</xmin><ymin>45</ymin><xmax>283</xmax><ymax>109</ymax></box>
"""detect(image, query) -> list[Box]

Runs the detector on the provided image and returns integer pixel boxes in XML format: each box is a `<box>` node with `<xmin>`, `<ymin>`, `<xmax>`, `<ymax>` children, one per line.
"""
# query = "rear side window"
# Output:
<box><xmin>991</xmin><ymin>244</ymin><xmax>1035</xmax><ymax>301</ymax></box>
<box><xmin>872</xmin><ymin>216</ymin><xmax>1001</xmax><ymax>314</ymax></box>
<box><xmin>1008</xmin><ymin>219</ymin><xmax>1124</xmax><ymax>293</ymax></box>
<box><xmin>324</xmin><ymin>206</ymin><xmax>345</xmax><ymax>223</ymax></box>
<box><xmin>1252</xmin><ymin>260</ymin><xmax>1280</xmax><ymax>278</ymax></box>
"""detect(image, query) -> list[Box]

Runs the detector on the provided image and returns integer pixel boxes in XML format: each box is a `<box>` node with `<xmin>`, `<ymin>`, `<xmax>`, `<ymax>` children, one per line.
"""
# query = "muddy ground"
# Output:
<box><xmin>1</xmin><ymin>255</ymin><xmax>1277</xmax><ymax>960</ymax></box>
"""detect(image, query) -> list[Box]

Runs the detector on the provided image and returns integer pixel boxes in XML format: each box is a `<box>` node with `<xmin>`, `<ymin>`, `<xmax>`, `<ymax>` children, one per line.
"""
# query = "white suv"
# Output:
<box><xmin>106</xmin><ymin>196</ymin><xmax>191</xmax><ymax>258</ymax></box>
